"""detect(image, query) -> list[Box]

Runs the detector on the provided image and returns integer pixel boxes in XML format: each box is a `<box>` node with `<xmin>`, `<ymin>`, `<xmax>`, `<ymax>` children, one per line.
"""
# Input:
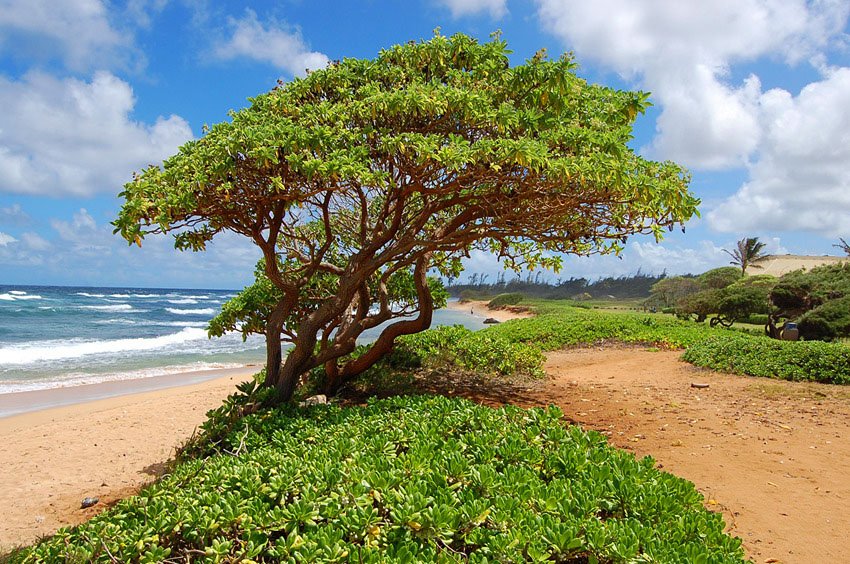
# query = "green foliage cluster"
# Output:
<box><xmin>673</xmin><ymin>271</ymin><xmax>774</xmax><ymax>325</ymax></box>
<box><xmin>13</xmin><ymin>396</ymin><xmax>744</xmax><ymax>563</ymax></box>
<box><xmin>770</xmin><ymin>263</ymin><xmax>850</xmax><ymax>340</ymax></box>
<box><xmin>486</xmin><ymin>292</ymin><xmax>524</xmax><ymax>308</ymax></box>
<box><xmin>485</xmin><ymin>309</ymin><xmax>718</xmax><ymax>351</ymax></box>
<box><xmin>393</xmin><ymin>325</ymin><xmax>545</xmax><ymax>378</ymax></box>
<box><xmin>683</xmin><ymin>334</ymin><xmax>850</xmax><ymax>384</ymax></box>
<box><xmin>797</xmin><ymin>295</ymin><xmax>850</xmax><ymax>341</ymax></box>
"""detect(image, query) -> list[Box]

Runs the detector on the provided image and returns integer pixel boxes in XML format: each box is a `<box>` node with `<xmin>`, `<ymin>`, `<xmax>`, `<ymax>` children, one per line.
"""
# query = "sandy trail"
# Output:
<box><xmin>420</xmin><ymin>345</ymin><xmax>850</xmax><ymax>563</ymax></box>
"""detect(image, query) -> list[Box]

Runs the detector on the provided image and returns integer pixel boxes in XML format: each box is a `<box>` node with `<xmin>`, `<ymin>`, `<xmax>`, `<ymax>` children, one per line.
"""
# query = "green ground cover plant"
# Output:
<box><xmin>484</xmin><ymin>308</ymin><xmax>718</xmax><ymax>350</ymax></box>
<box><xmin>12</xmin><ymin>396</ymin><xmax>744</xmax><ymax>563</ymax></box>
<box><xmin>486</xmin><ymin>293</ymin><xmax>524</xmax><ymax>309</ymax></box>
<box><xmin>682</xmin><ymin>334</ymin><xmax>850</xmax><ymax>385</ymax></box>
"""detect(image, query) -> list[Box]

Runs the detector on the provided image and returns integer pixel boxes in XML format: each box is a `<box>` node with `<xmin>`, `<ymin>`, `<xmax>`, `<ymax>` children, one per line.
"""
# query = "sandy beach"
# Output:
<box><xmin>0</xmin><ymin>366</ymin><xmax>257</xmax><ymax>551</ymax></box>
<box><xmin>445</xmin><ymin>298</ymin><xmax>531</xmax><ymax>322</ymax></box>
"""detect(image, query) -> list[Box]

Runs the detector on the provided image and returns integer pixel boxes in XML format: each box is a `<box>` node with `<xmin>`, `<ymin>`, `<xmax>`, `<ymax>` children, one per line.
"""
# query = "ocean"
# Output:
<box><xmin>0</xmin><ymin>285</ymin><xmax>484</xmax><ymax>395</ymax></box>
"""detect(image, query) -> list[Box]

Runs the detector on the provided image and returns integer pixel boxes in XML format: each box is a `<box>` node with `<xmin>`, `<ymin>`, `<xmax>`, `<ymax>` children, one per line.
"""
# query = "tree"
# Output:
<box><xmin>646</xmin><ymin>276</ymin><xmax>699</xmax><ymax>309</ymax></box>
<box><xmin>724</xmin><ymin>237</ymin><xmax>767</xmax><ymax>276</ymax></box>
<box><xmin>115</xmin><ymin>33</ymin><xmax>697</xmax><ymax>402</ymax></box>
<box><xmin>834</xmin><ymin>237</ymin><xmax>850</xmax><ymax>256</ymax></box>
<box><xmin>769</xmin><ymin>262</ymin><xmax>850</xmax><ymax>340</ymax></box>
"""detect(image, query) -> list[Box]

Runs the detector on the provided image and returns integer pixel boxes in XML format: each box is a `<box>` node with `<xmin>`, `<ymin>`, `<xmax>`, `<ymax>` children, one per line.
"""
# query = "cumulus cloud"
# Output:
<box><xmin>0</xmin><ymin>71</ymin><xmax>192</xmax><ymax>196</ymax></box>
<box><xmin>214</xmin><ymin>10</ymin><xmax>329</xmax><ymax>77</ymax></box>
<box><xmin>0</xmin><ymin>231</ymin><xmax>16</xmax><ymax>246</ymax></box>
<box><xmin>535</xmin><ymin>0</ymin><xmax>850</xmax><ymax>235</ymax></box>
<box><xmin>0</xmin><ymin>0</ymin><xmax>134</xmax><ymax>71</ymax></box>
<box><xmin>536</xmin><ymin>0</ymin><xmax>850</xmax><ymax>169</ymax></box>
<box><xmin>0</xmin><ymin>206</ymin><xmax>260</xmax><ymax>287</ymax></box>
<box><xmin>709</xmin><ymin>67</ymin><xmax>850</xmax><ymax>235</ymax></box>
<box><xmin>436</xmin><ymin>0</ymin><xmax>508</xmax><ymax>19</ymax></box>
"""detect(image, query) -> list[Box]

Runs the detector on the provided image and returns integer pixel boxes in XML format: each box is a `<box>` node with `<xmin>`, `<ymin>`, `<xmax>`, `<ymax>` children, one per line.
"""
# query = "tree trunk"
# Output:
<box><xmin>336</xmin><ymin>255</ymin><xmax>434</xmax><ymax>386</ymax></box>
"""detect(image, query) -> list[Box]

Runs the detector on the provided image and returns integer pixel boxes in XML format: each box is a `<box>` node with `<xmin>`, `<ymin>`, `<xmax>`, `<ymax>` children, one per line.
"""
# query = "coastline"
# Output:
<box><xmin>0</xmin><ymin>366</ymin><xmax>256</xmax><ymax>551</ymax></box>
<box><xmin>0</xmin><ymin>364</ymin><xmax>260</xmax><ymax>420</ymax></box>
<box><xmin>445</xmin><ymin>298</ymin><xmax>531</xmax><ymax>322</ymax></box>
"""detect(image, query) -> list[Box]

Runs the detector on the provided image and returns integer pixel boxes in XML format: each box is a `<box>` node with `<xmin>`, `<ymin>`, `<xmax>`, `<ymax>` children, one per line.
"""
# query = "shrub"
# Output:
<box><xmin>12</xmin><ymin>396</ymin><xmax>745</xmax><ymax>563</ymax></box>
<box><xmin>394</xmin><ymin>324</ymin><xmax>545</xmax><ymax>378</ymax></box>
<box><xmin>797</xmin><ymin>295</ymin><xmax>850</xmax><ymax>341</ymax></box>
<box><xmin>487</xmin><ymin>292</ymin><xmax>524</xmax><ymax>308</ymax></box>
<box><xmin>682</xmin><ymin>334</ymin><xmax>850</xmax><ymax>384</ymax></box>
<box><xmin>697</xmin><ymin>267</ymin><xmax>741</xmax><ymax>289</ymax></box>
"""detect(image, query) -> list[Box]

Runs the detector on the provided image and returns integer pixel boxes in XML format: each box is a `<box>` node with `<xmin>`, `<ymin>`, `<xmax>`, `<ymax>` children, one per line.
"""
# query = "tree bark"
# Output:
<box><xmin>334</xmin><ymin>255</ymin><xmax>434</xmax><ymax>389</ymax></box>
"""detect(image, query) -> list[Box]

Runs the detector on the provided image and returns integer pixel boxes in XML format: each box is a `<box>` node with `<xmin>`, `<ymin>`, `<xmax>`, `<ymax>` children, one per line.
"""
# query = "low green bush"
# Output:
<box><xmin>682</xmin><ymin>334</ymin><xmax>850</xmax><ymax>384</ymax></box>
<box><xmin>12</xmin><ymin>396</ymin><xmax>744</xmax><ymax>563</ymax></box>
<box><xmin>395</xmin><ymin>324</ymin><xmax>545</xmax><ymax>378</ymax></box>
<box><xmin>740</xmin><ymin>313</ymin><xmax>769</xmax><ymax>325</ymax></box>
<box><xmin>484</xmin><ymin>309</ymin><xmax>718</xmax><ymax>351</ymax></box>
<box><xmin>486</xmin><ymin>292</ymin><xmax>524</xmax><ymax>308</ymax></box>
<box><xmin>797</xmin><ymin>295</ymin><xmax>850</xmax><ymax>341</ymax></box>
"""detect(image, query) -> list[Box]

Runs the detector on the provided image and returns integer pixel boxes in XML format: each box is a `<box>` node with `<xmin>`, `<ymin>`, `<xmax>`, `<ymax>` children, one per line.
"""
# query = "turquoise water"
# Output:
<box><xmin>0</xmin><ymin>286</ymin><xmax>483</xmax><ymax>394</ymax></box>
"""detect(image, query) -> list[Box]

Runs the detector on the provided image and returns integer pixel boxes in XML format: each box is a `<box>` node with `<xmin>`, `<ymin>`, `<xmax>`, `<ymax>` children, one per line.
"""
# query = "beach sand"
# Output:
<box><xmin>445</xmin><ymin>299</ymin><xmax>531</xmax><ymax>322</ymax></box>
<box><xmin>0</xmin><ymin>366</ymin><xmax>257</xmax><ymax>551</ymax></box>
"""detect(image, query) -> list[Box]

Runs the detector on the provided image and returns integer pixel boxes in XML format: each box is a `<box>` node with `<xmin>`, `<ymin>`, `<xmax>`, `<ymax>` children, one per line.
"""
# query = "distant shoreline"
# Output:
<box><xmin>0</xmin><ymin>364</ymin><xmax>259</xmax><ymax>419</ymax></box>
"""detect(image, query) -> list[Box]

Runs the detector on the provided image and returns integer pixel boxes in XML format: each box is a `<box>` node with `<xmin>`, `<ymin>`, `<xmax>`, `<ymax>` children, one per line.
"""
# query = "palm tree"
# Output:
<box><xmin>724</xmin><ymin>237</ymin><xmax>767</xmax><ymax>276</ymax></box>
<box><xmin>834</xmin><ymin>237</ymin><xmax>850</xmax><ymax>256</ymax></box>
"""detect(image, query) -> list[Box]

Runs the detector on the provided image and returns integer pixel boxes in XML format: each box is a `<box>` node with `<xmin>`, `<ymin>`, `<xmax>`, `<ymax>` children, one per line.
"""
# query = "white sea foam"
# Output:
<box><xmin>109</xmin><ymin>293</ymin><xmax>132</xmax><ymax>298</ymax></box>
<box><xmin>0</xmin><ymin>327</ymin><xmax>210</xmax><ymax>365</ymax></box>
<box><xmin>75</xmin><ymin>292</ymin><xmax>106</xmax><ymax>298</ymax></box>
<box><xmin>94</xmin><ymin>319</ymin><xmax>208</xmax><ymax>328</ymax></box>
<box><xmin>131</xmin><ymin>293</ymin><xmax>163</xmax><ymax>298</ymax></box>
<box><xmin>80</xmin><ymin>304</ymin><xmax>138</xmax><ymax>312</ymax></box>
<box><xmin>0</xmin><ymin>361</ymin><xmax>249</xmax><ymax>394</ymax></box>
<box><xmin>166</xmin><ymin>307</ymin><xmax>216</xmax><ymax>315</ymax></box>
<box><xmin>167</xmin><ymin>298</ymin><xmax>199</xmax><ymax>305</ymax></box>
<box><xmin>0</xmin><ymin>292</ymin><xmax>42</xmax><ymax>301</ymax></box>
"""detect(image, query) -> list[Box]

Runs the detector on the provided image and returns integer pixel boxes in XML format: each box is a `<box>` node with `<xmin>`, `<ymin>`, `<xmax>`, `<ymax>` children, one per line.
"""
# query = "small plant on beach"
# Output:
<box><xmin>114</xmin><ymin>32</ymin><xmax>696</xmax><ymax>403</ymax></box>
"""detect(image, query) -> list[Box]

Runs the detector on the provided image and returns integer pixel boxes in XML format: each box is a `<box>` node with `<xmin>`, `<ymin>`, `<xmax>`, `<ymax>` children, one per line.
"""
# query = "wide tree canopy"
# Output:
<box><xmin>115</xmin><ymin>32</ymin><xmax>697</xmax><ymax>402</ymax></box>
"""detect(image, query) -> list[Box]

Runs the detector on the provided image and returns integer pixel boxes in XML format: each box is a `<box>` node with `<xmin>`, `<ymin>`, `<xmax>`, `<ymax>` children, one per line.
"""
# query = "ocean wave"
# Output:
<box><xmin>79</xmin><ymin>304</ymin><xmax>140</xmax><ymax>312</ymax></box>
<box><xmin>75</xmin><ymin>292</ymin><xmax>106</xmax><ymax>298</ymax></box>
<box><xmin>94</xmin><ymin>319</ymin><xmax>208</xmax><ymax>328</ymax></box>
<box><xmin>166</xmin><ymin>307</ymin><xmax>216</xmax><ymax>315</ymax></box>
<box><xmin>0</xmin><ymin>327</ymin><xmax>211</xmax><ymax>365</ymax></box>
<box><xmin>0</xmin><ymin>292</ymin><xmax>42</xmax><ymax>301</ymax></box>
<box><xmin>131</xmin><ymin>293</ymin><xmax>163</xmax><ymax>298</ymax></box>
<box><xmin>109</xmin><ymin>293</ymin><xmax>132</xmax><ymax>298</ymax></box>
<box><xmin>0</xmin><ymin>361</ymin><xmax>250</xmax><ymax>394</ymax></box>
<box><xmin>167</xmin><ymin>298</ymin><xmax>199</xmax><ymax>304</ymax></box>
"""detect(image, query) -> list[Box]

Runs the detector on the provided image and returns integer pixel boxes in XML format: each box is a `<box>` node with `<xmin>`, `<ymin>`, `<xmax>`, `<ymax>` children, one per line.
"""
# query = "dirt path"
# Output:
<box><xmin>420</xmin><ymin>345</ymin><xmax>850</xmax><ymax>563</ymax></box>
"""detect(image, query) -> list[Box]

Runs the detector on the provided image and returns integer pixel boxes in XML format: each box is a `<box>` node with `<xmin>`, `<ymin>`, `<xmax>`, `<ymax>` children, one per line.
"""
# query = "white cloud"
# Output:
<box><xmin>709</xmin><ymin>67</ymin><xmax>850</xmax><ymax>235</ymax></box>
<box><xmin>436</xmin><ymin>0</ymin><xmax>508</xmax><ymax>19</ymax></box>
<box><xmin>535</xmin><ymin>0</ymin><xmax>850</xmax><ymax>169</ymax></box>
<box><xmin>0</xmin><ymin>0</ymin><xmax>132</xmax><ymax>71</ymax></box>
<box><xmin>214</xmin><ymin>10</ymin><xmax>329</xmax><ymax>77</ymax></box>
<box><xmin>0</xmin><ymin>203</ymin><xmax>29</xmax><ymax>225</ymax></box>
<box><xmin>0</xmin><ymin>231</ymin><xmax>16</xmax><ymax>246</ymax></box>
<box><xmin>19</xmin><ymin>231</ymin><xmax>50</xmax><ymax>251</ymax></box>
<box><xmin>0</xmin><ymin>71</ymin><xmax>192</xmax><ymax>196</ymax></box>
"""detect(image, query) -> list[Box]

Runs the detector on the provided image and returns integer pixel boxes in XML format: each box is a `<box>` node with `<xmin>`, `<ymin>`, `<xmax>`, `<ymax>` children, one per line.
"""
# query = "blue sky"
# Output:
<box><xmin>1</xmin><ymin>0</ymin><xmax>849</xmax><ymax>289</ymax></box>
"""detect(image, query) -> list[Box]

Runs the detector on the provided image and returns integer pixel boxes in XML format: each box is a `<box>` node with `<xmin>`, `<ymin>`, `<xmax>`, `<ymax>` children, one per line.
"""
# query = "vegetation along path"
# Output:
<box><xmin>418</xmin><ymin>344</ymin><xmax>850</xmax><ymax>563</ymax></box>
